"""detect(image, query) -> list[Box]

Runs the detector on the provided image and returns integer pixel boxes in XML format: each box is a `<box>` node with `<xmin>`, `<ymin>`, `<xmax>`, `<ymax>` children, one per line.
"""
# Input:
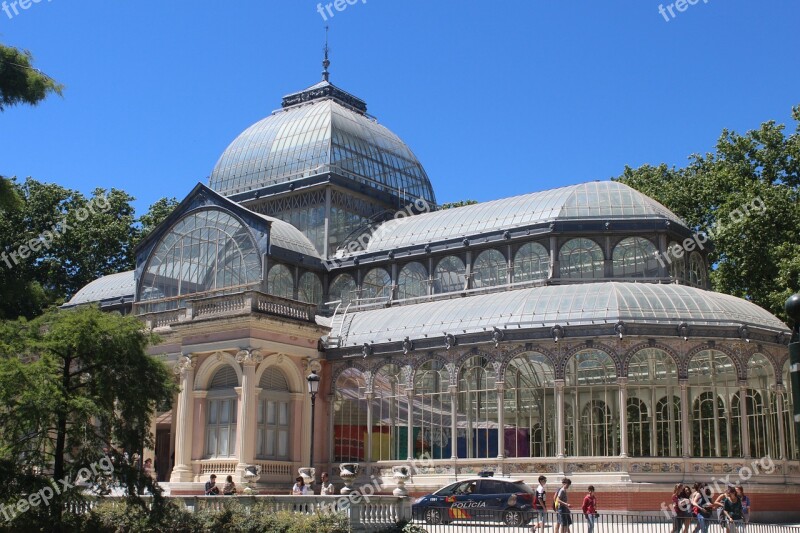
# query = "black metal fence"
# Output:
<box><xmin>410</xmin><ymin>508</ymin><xmax>795</xmax><ymax>532</ymax></box>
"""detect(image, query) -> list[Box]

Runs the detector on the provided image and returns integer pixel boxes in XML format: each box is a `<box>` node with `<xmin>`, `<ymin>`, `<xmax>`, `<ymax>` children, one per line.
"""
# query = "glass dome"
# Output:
<box><xmin>209</xmin><ymin>82</ymin><xmax>436</xmax><ymax>205</ymax></box>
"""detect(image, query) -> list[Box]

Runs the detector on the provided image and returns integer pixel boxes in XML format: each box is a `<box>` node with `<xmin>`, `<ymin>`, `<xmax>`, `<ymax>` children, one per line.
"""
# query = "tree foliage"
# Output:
<box><xmin>616</xmin><ymin>105</ymin><xmax>800</xmax><ymax>320</ymax></box>
<box><xmin>0</xmin><ymin>306</ymin><xmax>176</xmax><ymax>531</ymax></box>
<box><xmin>0</xmin><ymin>44</ymin><xmax>63</xmax><ymax>111</ymax></box>
<box><xmin>134</xmin><ymin>196</ymin><xmax>178</xmax><ymax>249</ymax></box>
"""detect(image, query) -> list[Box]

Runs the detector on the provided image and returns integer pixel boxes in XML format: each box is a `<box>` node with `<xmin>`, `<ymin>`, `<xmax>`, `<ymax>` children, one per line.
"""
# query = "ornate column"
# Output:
<box><xmin>406</xmin><ymin>390</ymin><xmax>415</xmax><ymax>461</ymax></box>
<box><xmin>449</xmin><ymin>385</ymin><xmax>458</xmax><ymax>460</ymax></box>
<box><xmin>236</xmin><ymin>349</ymin><xmax>263</xmax><ymax>479</ymax></box>
<box><xmin>618</xmin><ymin>377</ymin><xmax>628</xmax><ymax>458</ymax></box>
<box><xmin>365</xmin><ymin>393</ymin><xmax>374</xmax><ymax>463</ymax></box>
<box><xmin>170</xmin><ymin>355</ymin><xmax>196</xmax><ymax>482</ymax></box>
<box><xmin>776</xmin><ymin>385</ymin><xmax>787</xmax><ymax>460</ymax></box>
<box><xmin>739</xmin><ymin>382</ymin><xmax>751</xmax><ymax>458</ymax></box>
<box><xmin>679</xmin><ymin>379</ymin><xmax>690</xmax><ymax>458</ymax></box>
<box><xmin>496</xmin><ymin>382</ymin><xmax>505</xmax><ymax>459</ymax></box>
<box><xmin>555</xmin><ymin>379</ymin><xmax>565</xmax><ymax>458</ymax></box>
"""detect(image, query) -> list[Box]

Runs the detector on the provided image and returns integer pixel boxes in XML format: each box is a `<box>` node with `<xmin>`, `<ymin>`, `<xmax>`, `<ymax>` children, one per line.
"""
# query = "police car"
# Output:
<box><xmin>412</xmin><ymin>472</ymin><xmax>535</xmax><ymax>526</ymax></box>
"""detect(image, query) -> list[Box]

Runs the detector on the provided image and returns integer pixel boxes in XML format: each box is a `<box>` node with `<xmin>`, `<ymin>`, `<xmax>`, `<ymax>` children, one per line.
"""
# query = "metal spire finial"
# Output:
<box><xmin>322</xmin><ymin>25</ymin><xmax>331</xmax><ymax>82</ymax></box>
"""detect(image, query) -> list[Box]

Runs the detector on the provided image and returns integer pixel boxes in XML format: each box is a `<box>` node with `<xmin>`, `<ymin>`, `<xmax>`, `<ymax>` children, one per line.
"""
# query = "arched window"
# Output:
<box><xmin>783</xmin><ymin>360</ymin><xmax>796</xmax><ymax>460</ymax></box>
<box><xmin>267</xmin><ymin>264</ymin><xmax>294</xmax><ymax>299</ymax></box>
<box><xmin>628</xmin><ymin>348</ymin><xmax>681</xmax><ymax>457</ymax></box>
<box><xmin>139</xmin><ymin>208</ymin><xmax>261</xmax><ymax>311</ymax></box>
<box><xmin>206</xmin><ymin>366</ymin><xmax>239</xmax><ymax>458</ymax></box>
<box><xmin>626</xmin><ymin>398</ymin><xmax>649</xmax><ymax>457</ymax></box>
<box><xmin>504</xmin><ymin>353</ymin><xmax>556</xmax><ymax>458</ymax></box>
<box><xmin>362</xmin><ymin>268</ymin><xmax>392</xmax><ymax>300</ymax></box>
<box><xmin>744</xmin><ymin>354</ymin><xmax>779</xmax><ymax>459</ymax></box>
<box><xmin>398</xmin><ymin>262</ymin><xmax>428</xmax><ymax>299</ymax></box>
<box><xmin>689</xmin><ymin>350</ymin><xmax>737</xmax><ymax>457</ymax></box>
<box><xmin>372</xmin><ymin>364</ymin><xmax>407</xmax><ymax>461</ymax></box>
<box><xmin>565</xmin><ymin>349</ymin><xmax>618</xmax><ymax>456</ymax></box>
<box><xmin>333</xmin><ymin>368</ymin><xmax>367</xmax><ymax>462</ymax></box>
<box><xmin>433</xmin><ymin>256</ymin><xmax>467</xmax><ymax>294</ymax></box>
<box><xmin>612</xmin><ymin>237</ymin><xmax>659</xmax><ymax>278</ymax></box>
<box><xmin>559</xmin><ymin>238</ymin><xmax>604</xmax><ymax>279</ymax></box>
<box><xmin>667</xmin><ymin>241</ymin><xmax>686</xmax><ymax>282</ymax></box>
<box><xmin>689</xmin><ymin>252</ymin><xmax>706</xmax><ymax>288</ymax></box>
<box><xmin>513</xmin><ymin>242</ymin><xmax>549</xmax><ymax>283</ymax></box>
<box><xmin>458</xmin><ymin>356</ymin><xmax>497</xmax><ymax>459</ymax></box>
<box><xmin>257</xmin><ymin>369</ymin><xmax>291</xmax><ymax>460</ymax></box>
<box><xmin>329</xmin><ymin>274</ymin><xmax>357</xmax><ymax>306</ymax></box>
<box><xmin>298</xmin><ymin>272</ymin><xmax>323</xmax><ymax>305</ymax></box>
<box><xmin>472</xmin><ymin>249</ymin><xmax>507</xmax><ymax>289</ymax></box>
<box><xmin>414</xmin><ymin>360</ymin><xmax>452</xmax><ymax>460</ymax></box>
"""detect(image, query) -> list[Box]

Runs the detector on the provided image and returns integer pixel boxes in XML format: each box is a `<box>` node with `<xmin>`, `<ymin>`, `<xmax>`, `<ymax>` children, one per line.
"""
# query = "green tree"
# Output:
<box><xmin>0</xmin><ymin>306</ymin><xmax>177</xmax><ymax>531</ymax></box>
<box><xmin>440</xmin><ymin>199</ymin><xmax>478</xmax><ymax>209</ymax></box>
<box><xmin>0</xmin><ymin>44</ymin><xmax>62</xmax><ymax>111</ymax></box>
<box><xmin>616</xmin><ymin>105</ymin><xmax>800</xmax><ymax>320</ymax></box>
<box><xmin>0</xmin><ymin>179</ymin><xmax>137</xmax><ymax>319</ymax></box>
<box><xmin>134</xmin><ymin>196</ymin><xmax>178</xmax><ymax>248</ymax></box>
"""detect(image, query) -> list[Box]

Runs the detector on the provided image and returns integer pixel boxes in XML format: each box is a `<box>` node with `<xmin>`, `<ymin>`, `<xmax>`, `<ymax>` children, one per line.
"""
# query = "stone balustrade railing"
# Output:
<box><xmin>135</xmin><ymin>290</ymin><xmax>317</xmax><ymax>328</ymax></box>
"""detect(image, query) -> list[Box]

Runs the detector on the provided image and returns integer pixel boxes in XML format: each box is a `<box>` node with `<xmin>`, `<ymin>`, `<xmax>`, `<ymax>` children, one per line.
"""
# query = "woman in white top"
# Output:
<box><xmin>320</xmin><ymin>472</ymin><xmax>336</xmax><ymax>495</ymax></box>
<box><xmin>291</xmin><ymin>476</ymin><xmax>308</xmax><ymax>495</ymax></box>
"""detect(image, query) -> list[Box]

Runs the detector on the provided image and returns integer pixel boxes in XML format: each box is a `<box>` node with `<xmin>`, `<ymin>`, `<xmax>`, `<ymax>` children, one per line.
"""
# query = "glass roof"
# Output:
<box><xmin>209</xmin><ymin>96</ymin><xmax>435</xmax><ymax>204</ymax></box>
<box><xmin>64</xmin><ymin>270</ymin><xmax>135</xmax><ymax>307</ymax></box>
<box><xmin>361</xmin><ymin>181</ymin><xmax>685</xmax><ymax>253</ymax></box>
<box><xmin>329</xmin><ymin>282</ymin><xmax>787</xmax><ymax>347</ymax></box>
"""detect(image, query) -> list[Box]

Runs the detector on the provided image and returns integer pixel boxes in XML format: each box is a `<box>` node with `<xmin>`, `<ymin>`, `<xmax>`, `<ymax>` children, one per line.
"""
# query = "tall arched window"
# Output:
<box><xmin>329</xmin><ymin>273</ymin><xmax>357</xmax><ymax>306</ymax></box>
<box><xmin>206</xmin><ymin>366</ymin><xmax>239</xmax><ymax>458</ymax></box>
<box><xmin>257</xmin><ymin>369</ymin><xmax>291</xmax><ymax>460</ymax></box>
<box><xmin>362</xmin><ymin>268</ymin><xmax>392</xmax><ymax>300</ymax></box>
<box><xmin>565</xmin><ymin>349</ymin><xmax>618</xmax><ymax>456</ymax></box>
<box><xmin>559</xmin><ymin>238</ymin><xmax>604</xmax><ymax>279</ymax></box>
<box><xmin>433</xmin><ymin>256</ymin><xmax>466</xmax><ymax>294</ymax></box>
<box><xmin>628</xmin><ymin>348</ymin><xmax>681</xmax><ymax>457</ymax></box>
<box><xmin>458</xmin><ymin>356</ymin><xmax>498</xmax><ymax>459</ymax></box>
<box><xmin>667</xmin><ymin>241</ymin><xmax>686</xmax><ymax>282</ymax></box>
<box><xmin>398</xmin><ymin>262</ymin><xmax>428</xmax><ymax>299</ymax></box>
<box><xmin>744</xmin><ymin>354</ymin><xmax>779</xmax><ymax>458</ymax></box>
<box><xmin>298</xmin><ymin>272</ymin><xmax>323</xmax><ymax>305</ymax></box>
<box><xmin>783</xmin><ymin>360</ymin><xmax>796</xmax><ymax>460</ymax></box>
<box><xmin>372</xmin><ymin>364</ymin><xmax>407</xmax><ymax>461</ymax></box>
<box><xmin>333</xmin><ymin>368</ymin><xmax>367</xmax><ymax>462</ymax></box>
<box><xmin>689</xmin><ymin>252</ymin><xmax>706</xmax><ymax>288</ymax></box>
<box><xmin>414</xmin><ymin>360</ymin><xmax>452</xmax><ymax>460</ymax></box>
<box><xmin>139</xmin><ymin>208</ymin><xmax>261</xmax><ymax>311</ymax></box>
<box><xmin>472</xmin><ymin>249</ymin><xmax>507</xmax><ymax>289</ymax></box>
<box><xmin>612</xmin><ymin>237</ymin><xmax>659</xmax><ymax>278</ymax></box>
<box><xmin>267</xmin><ymin>264</ymin><xmax>294</xmax><ymax>299</ymax></box>
<box><xmin>689</xmin><ymin>350</ymin><xmax>737</xmax><ymax>457</ymax></box>
<box><xmin>513</xmin><ymin>242</ymin><xmax>549</xmax><ymax>283</ymax></box>
<box><xmin>504</xmin><ymin>353</ymin><xmax>556</xmax><ymax>458</ymax></box>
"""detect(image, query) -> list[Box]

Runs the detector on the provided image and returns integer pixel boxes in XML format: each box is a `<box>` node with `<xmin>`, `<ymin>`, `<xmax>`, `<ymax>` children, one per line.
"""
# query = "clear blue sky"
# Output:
<box><xmin>1</xmin><ymin>1</ymin><xmax>798</xmax><ymax>214</ymax></box>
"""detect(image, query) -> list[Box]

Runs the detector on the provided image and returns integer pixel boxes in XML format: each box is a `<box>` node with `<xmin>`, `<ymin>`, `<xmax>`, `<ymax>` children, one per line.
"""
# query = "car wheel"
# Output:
<box><xmin>424</xmin><ymin>508</ymin><xmax>446</xmax><ymax>524</ymax></box>
<box><xmin>503</xmin><ymin>508</ymin><xmax>524</xmax><ymax>526</ymax></box>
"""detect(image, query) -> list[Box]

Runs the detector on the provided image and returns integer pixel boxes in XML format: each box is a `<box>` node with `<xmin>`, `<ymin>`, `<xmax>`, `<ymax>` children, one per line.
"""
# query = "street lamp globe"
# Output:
<box><xmin>307</xmin><ymin>370</ymin><xmax>321</xmax><ymax>396</ymax></box>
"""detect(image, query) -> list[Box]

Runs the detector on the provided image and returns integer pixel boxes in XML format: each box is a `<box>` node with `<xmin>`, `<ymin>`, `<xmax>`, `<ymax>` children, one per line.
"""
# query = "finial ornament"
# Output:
<box><xmin>322</xmin><ymin>25</ymin><xmax>331</xmax><ymax>82</ymax></box>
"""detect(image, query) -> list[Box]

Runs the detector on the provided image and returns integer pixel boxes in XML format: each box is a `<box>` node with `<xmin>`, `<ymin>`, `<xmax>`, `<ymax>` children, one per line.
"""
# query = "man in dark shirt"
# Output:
<box><xmin>204</xmin><ymin>474</ymin><xmax>220</xmax><ymax>495</ymax></box>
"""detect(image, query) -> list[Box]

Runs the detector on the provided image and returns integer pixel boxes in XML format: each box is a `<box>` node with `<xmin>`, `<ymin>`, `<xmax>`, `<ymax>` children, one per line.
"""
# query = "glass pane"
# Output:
<box><xmin>267</xmin><ymin>401</ymin><xmax>276</xmax><ymax>424</ymax></box>
<box><xmin>279</xmin><ymin>402</ymin><xmax>288</xmax><ymax>425</ymax></box>
<box><xmin>209</xmin><ymin>400</ymin><xmax>218</xmax><ymax>424</ymax></box>
<box><xmin>220</xmin><ymin>400</ymin><xmax>230</xmax><ymax>424</ymax></box>
<box><xmin>219</xmin><ymin>427</ymin><xmax>229</xmax><ymax>456</ymax></box>
<box><xmin>207</xmin><ymin>429</ymin><xmax>217</xmax><ymax>456</ymax></box>
<box><xmin>266</xmin><ymin>429</ymin><xmax>276</xmax><ymax>456</ymax></box>
<box><xmin>278</xmin><ymin>430</ymin><xmax>289</xmax><ymax>458</ymax></box>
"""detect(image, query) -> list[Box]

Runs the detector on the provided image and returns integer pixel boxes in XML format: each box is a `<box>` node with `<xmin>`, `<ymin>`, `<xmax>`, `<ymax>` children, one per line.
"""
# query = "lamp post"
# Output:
<box><xmin>307</xmin><ymin>369</ymin><xmax>321</xmax><ymax>483</ymax></box>
<box><xmin>786</xmin><ymin>294</ymin><xmax>800</xmax><ymax>451</ymax></box>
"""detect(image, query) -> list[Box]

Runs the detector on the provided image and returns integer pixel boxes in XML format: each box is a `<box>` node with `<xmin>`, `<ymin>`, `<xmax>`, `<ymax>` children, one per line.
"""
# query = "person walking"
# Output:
<box><xmin>555</xmin><ymin>478</ymin><xmax>573</xmax><ymax>533</ymax></box>
<box><xmin>736</xmin><ymin>486</ymin><xmax>750</xmax><ymax>527</ymax></box>
<box><xmin>531</xmin><ymin>475</ymin><xmax>547</xmax><ymax>532</ymax></box>
<box><xmin>581</xmin><ymin>485</ymin><xmax>598</xmax><ymax>533</ymax></box>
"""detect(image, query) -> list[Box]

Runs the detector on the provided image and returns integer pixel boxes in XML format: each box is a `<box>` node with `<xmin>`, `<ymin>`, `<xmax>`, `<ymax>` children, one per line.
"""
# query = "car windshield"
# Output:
<box><xmin>435</xmin><ymin>481</ymin><xmax>475</xmax><ymax>496</ymax></box>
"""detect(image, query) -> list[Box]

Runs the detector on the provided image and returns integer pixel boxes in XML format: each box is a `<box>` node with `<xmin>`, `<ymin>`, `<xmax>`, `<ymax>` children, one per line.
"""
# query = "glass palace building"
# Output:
<box><xmin>66</xmin><ymin>73</ymin><xmax>800</xmax><ymax>514</ymax></box>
